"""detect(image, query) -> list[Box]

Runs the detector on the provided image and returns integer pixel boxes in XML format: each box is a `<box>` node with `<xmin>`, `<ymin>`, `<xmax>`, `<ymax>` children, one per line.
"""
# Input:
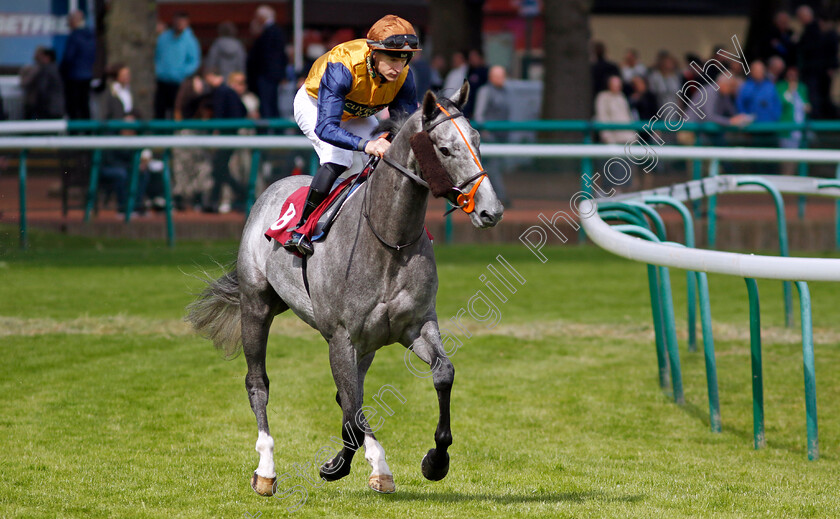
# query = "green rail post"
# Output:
<box><xmin>650</xmin><ymin>237</ymin><xmax>717</xmax><ymax>419</ymax></box>
<box><xmin>600</xmin><ymin>211</ymin><xmax>668</xmax><ymax>389</ymax></box>
<box><xmin>599</xmin><ymin>209</ymin><xmax>649</xmax><ymax>229</ymax></box>
<box><xmin>613</xmin><ymin>225</ymin><xmax>684</xmax><ymax>404</ymax></box>
<box><xmin>84</xmin><ymin>148</ymin><xmax>102</xmax><ymax>222</ymax></box>
<box><xmin>696</xmin><ymin>272</ymin><xmax>721</xmax><ymax>432</ymax></box>
<box><xmin>648</xmin><ymin>264</ymin><xmax>669</xmax><ymax>390</ymax></box>
<box><xmin>794</xmin><ymin>281</ymin><xmax>819</xmax><ymax>460</ymax></box>
<box><xmin>246</xmin><ymin>149</ymin><xmax>262</xmax><ymax>217</ymax></box>
<box><xmin>646</xmin><ymin>196</ymin><xmax>699</xmax><ymax>352</ymax></box>
<box><xmin>598</xmin><ymin>202</ymin><xmax>666</xmax><ymax>240</ymax></box>
<box><xmin>745</xmin><ymin>278</ymin><xmax>766</xmax><ymax>449</ymax></box>
<box><xmin>18</xmin><ymin>149</ymin><xmax>27</xmax><ymax>250</ymax></box>
<box><xmin>161</xmin><ymin>149</ymin><xmax>175</xmax><ymax>248</ymax></box>
<box><xmin>707</xmin><ymin>159</ymin><xmax>719</xmax><ymax>249</ymax></box>
<box><xmin>622</xmin><ymin>201</ymin><xmax>667</xmax><ymax>240</ymax></box>
<box><xmin>652</xmin><ymin>237</ymin><xmax>718</xmax><ymax>423</ymax></box>
<box><xmin>658</xmin><ymin>264</ymin><xmax>683</xmax><ymax>404</ymax></box>
<box><xmin>737</xmin><ymin>177</ymin><xmax>793</xmax><ymax>327</ymax></box>
<box><xmin>692</xmin><ymin>157</ymin><xmax>703</xmax><ymax>219</ymax></box>
<box><xmin>124</xmin><ymin>149</ymin><xmax>141</xmax><ymax>223</ymax></box>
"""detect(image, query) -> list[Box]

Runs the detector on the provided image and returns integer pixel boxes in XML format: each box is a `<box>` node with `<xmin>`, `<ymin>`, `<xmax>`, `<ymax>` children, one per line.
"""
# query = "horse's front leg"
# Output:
<box><xmin>402</xmin><ymin>318</ymin><xmax>454</xmax><ymax>481</ymax></box>
<box><xmin>320</xmin><ymin>329</ymin><xmax>365</xmax><ymax>482</ymax></box>
<box><xmin>354</xmin><ymin>353</ymin><xmax>396</xmax><ymax>493</ymax></box>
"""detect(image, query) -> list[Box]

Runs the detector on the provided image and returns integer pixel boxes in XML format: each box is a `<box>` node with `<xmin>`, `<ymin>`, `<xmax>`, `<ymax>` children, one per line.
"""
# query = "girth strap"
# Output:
<box><xmin>301</xmin><ymin>254</ymin><xmax>311</xmax><ymax>296</ymax></box>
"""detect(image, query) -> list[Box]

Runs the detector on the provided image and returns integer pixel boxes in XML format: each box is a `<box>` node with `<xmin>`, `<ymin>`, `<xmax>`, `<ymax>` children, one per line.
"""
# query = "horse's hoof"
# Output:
<box><xmin>421</xmin><ymin>449</ymin><xmax>450</xmax><ymax>481</ymax></box>
<box><xmin>251</xmin><ymin>472</ymin><xmax>275</xmax><ymax>496</ymax></box>
<box><xmin>368</xmin><ymin>474</ymin><xmax>396</xmax><ymax>494</ymax></box>
<box><xmin>319</xmin><ymin>458</ymin><xmax>351</xmax><ymax>481</ymax></box>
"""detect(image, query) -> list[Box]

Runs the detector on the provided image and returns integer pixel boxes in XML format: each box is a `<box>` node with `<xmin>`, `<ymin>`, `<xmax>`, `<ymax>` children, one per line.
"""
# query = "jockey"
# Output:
<box><xmin>285</xmin><ymin>14</ymin><xmax>420</xmax><ymax>254</ymax></box>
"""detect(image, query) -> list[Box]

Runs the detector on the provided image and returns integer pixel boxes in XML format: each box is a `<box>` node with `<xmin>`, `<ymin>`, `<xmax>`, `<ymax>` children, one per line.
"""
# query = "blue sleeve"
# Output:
<box><xmin>770</xmin><ymin>87</ymin><xmax>782</xmax><ymax>121</ymax></box>
<box><xmin>315</xmin><ymin>62</ymin><xmax>366</xmax><ymax>151</ymax></box>
<box><xmin>389</xmin><ymin>68</ymin><xmax>418</xmax><ymax>117</ymax></box>
<box><xmin>735</xmin><ymin>86</ymin><xmax>749</xmax><ymax>114</ymax></box>
<box><xmin>60</xmin><ymin>34</ymin><xmax>77</xmax><ymax>76</ymax></box>
<box><xmin>184</xmin><ymin>33</ymin><xmax>201</xmax><ymax>77</ymax></box>
<box><xmin>154</xmin><ymin>33</ymin><xmax>164</xmax><ymax>71</ymax></box>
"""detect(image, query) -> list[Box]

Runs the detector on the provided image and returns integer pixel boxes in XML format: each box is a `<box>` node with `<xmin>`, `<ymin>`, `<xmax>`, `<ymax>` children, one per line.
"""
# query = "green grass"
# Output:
<box><xmin>2</xmin><ymin>226</ymin><xmax>840</xmax><ymax>518</ymax></box>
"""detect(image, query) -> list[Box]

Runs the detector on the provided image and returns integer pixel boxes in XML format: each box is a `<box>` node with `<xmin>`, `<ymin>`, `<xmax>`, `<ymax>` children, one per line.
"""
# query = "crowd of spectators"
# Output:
<box><xmin>16</xmin><ymin>6</ymin><xmax>291</xmax><ymax>215</ymax></box>
<box><xmin>15</xmin><ymin>4</ymin><xmax>840</xmax><ymax>213</ymax></box>
<box><xmin>591</xmin><ymin>5</ymin><xmax>838</xmax><ymax>160</ymax></box>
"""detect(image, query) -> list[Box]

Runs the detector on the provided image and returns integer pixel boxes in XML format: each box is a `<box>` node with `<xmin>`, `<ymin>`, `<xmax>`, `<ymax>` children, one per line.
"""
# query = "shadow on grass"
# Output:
<box><xmin>358</xmin><ymin>489</ymin><xmax>645</xmax><ymax>505</ymax></box>
<box><xmin>678</xmin><ymin>396</ymin><xmax>830</xmax><ymax>459</ymax></box>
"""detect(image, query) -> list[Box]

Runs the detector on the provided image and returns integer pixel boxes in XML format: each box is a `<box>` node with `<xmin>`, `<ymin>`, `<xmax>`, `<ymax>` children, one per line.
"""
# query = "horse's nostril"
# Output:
<box><xmin>480</xmin><ymin>210</ymin><xmax>495</xmax><ymax>223</ymax></box>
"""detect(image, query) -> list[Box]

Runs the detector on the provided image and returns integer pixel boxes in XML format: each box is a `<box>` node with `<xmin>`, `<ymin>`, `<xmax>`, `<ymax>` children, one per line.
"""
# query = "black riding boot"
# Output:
<box><xmin>282</xmin><ymin>162</ymin><xmax>347</xmax><ymax>255</ymax></box>
<box><xmin>283</xmin><ymin>188</ymin><xmax>326</xmax><ymax>254</ymax></box>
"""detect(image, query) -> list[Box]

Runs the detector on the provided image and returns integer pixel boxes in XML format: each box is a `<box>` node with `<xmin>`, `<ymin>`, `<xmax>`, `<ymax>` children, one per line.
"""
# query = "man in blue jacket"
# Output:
<box><xmin>155</xmin><ymin>12</ymin><xmax>201</xmax><ymax>119</ymax></box>
<box><xmin>60</xmin><ymin>11</ymin><xmax>96</xmax><ymax>120</ymax></box>
<box><xmin>736</xmin><ymin>60</ymin><xmax>782</xmax><ymax>123</ymax></box>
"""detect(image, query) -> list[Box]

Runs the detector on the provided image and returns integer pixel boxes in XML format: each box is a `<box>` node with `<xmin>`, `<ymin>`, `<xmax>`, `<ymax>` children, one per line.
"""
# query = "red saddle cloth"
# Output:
<box><xmin>265</xmin><ymin>171</ymin><xmax>434</xmax><ymax>254</ymax></box>
<box><xmin>264</xmin><ymin>174</ymin><xmax>363</xmax><ymax>246</ymax></box>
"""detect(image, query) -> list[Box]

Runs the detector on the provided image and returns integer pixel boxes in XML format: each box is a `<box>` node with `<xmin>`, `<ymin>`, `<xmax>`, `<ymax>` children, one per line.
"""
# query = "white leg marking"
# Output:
<box><xmin>364</xmin><ymin>434</ymin><xmax>392</xmax><ymax>477</ymax></box>
<box><xmin>255</xmin><ymin>431</ymin><xmax>276</xmax><ymax>478</ymax></box>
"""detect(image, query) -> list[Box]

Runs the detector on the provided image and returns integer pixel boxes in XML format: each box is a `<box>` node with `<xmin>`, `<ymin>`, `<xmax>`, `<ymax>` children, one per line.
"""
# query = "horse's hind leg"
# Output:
<box><xmin>334</xmin><ymin>353</ymin><xmax>395</xmax><ymax>493</ymax></box>
<box><xmin>320</xmin><ymin>329</ymin><xmax>365</xmax><ymax>482</ymax></box>
<box><xmin>241</xmin><ymin>284</ymin><xmax>287</xmax><ymax>496</ymax></box>
<box><xmin>402</xmin><ymin>318</ymin><xmax>454</xmax><ymax>481</ymax></box>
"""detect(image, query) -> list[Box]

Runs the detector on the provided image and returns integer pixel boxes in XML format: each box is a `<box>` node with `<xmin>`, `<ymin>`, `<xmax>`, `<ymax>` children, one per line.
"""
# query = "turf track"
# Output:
<box><xmin>2</xmin><ymin>227</ymin><xmax>840</xmax><ymax>518</ymax></box>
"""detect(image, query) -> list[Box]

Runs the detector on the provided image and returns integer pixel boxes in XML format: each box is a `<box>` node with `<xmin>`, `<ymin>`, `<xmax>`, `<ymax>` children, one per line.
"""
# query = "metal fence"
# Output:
<box><xmin>4</xmin><ymin>118</ymin><xmax>840</xmax><ymax>249</ymax></box>
<box><xmin>580</xmin><ymin>175</ymin><xmax>840</xmax><ymax>460</ymax></box>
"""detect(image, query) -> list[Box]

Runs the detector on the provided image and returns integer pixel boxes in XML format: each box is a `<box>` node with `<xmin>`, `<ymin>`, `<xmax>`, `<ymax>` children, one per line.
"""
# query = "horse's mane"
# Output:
<box><xmin>375</xmin><ymin>98</ymin><xmax>461</xmax><ymax>198</ymax></box>
<box><xmin>374</xmin><ymin>96</ymin><xmax>459</xmax><ymax>137</ymax></box>
<box><xmin>374</xmin><ymin>110</ymin><xmax>412</xmax><ymax>137</ymax></box>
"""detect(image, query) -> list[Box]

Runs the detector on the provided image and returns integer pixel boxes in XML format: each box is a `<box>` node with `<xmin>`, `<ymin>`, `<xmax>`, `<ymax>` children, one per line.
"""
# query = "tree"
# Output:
<box><xmin>541</xmin><ymin>0</ymin><xmax>592</xmax><ymax>121</ymax></box>
<box><xmin>428</xmin><ymin>0</ymin><xmax>483</xmax><ymax>64</ymax></box>
<box><xmin>104</xmin><ymin>0</ymin><xmax>157</xmax><ymax>119</ymax></box>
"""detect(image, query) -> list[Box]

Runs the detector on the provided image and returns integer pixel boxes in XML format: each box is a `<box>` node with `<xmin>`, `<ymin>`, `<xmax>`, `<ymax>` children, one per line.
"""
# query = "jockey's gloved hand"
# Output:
<box><xmin>365</xmin><ymin>138</ymin><xmax>391</xmax><ymax>158</ymax></box>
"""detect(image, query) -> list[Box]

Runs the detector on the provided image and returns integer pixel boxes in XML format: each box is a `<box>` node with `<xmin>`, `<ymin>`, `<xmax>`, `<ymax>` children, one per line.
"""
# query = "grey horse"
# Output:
<box><xmin>187</xmin><ymin>83</ymin><xmax>503</xmax><ymax>497</ymax></box>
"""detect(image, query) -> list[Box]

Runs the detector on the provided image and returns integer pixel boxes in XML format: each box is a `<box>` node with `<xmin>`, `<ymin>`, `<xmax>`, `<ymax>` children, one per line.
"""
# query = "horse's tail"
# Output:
<box><xmin>186</xmin><ymin>264</ymin><xmax>242</xmax><ymax>358</ymax></box>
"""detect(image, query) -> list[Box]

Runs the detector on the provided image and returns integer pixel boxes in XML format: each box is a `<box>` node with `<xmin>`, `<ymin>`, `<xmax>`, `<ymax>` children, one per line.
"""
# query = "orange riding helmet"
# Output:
<box><xmin>366</xmin><ymin>15</ymin><xmax>421</xmax><ymax>61</ymax></box>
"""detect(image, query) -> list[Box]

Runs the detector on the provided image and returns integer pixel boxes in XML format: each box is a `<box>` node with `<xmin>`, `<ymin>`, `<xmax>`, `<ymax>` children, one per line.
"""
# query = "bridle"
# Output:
<box><xmin>383</xmin><ymin>103</ymin><xmax>488</xmax><ymax>214</ymax></box>
<box><xmin>362</xmin><ymin>102</ymin><xmax>488</xmax><ymax>251</ymax></box>
<box><xmin>427</xmin><ymin>103</ymin><xmax>488</xmax><ymax>215</ymax></box>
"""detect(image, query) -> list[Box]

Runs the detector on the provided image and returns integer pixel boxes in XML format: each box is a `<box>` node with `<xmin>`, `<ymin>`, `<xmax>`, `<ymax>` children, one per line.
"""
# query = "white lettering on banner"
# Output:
<box><xmin>0</xmin><ymin>14</ymin><xmax>69</xmax><ymax>36</ymax></box>
<box><xmin>270</xmin><ymin>204</ymin><xmax>297</xmax><ymax>231</ymax></box>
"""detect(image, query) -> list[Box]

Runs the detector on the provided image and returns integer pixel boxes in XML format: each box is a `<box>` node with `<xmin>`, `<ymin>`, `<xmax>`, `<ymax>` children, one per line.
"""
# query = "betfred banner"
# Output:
<box><xmin>0</xmin><ymin>13</ymin><xmax>69</xmax><ymax>36</ymax></box>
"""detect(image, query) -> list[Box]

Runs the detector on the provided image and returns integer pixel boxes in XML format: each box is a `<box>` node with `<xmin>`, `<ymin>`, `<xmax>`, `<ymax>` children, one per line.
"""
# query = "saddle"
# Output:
<box><xmin>264</xmin><ymin>171</ymin><xmax>368</xmax><ymax>254</ymax></box>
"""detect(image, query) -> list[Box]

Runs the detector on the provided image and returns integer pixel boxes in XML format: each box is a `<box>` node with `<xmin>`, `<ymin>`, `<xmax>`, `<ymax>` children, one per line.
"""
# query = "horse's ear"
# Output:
<box><xmin>451</xmin><ymin>80</ymin><xmax>470</xmax><ymax>109</ymax></box>
<box><xmin>422</xmin><ymin>90</ymin><xmax>438</xmax><ymax>121</ymax></box>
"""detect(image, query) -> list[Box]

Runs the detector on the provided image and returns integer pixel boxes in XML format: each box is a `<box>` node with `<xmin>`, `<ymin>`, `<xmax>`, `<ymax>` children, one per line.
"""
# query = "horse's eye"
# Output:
<box><xmin>439</xmin><ymin>147</ymin><xmax>451</xmax><ymax>157</ymax></box>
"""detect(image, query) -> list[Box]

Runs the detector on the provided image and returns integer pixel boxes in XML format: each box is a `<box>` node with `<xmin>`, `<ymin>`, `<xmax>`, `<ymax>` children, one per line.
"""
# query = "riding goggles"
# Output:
<box><xmin>367</xmin><ymin>34</ymin><xmax>420</xmax><ymax>51</ymax></box>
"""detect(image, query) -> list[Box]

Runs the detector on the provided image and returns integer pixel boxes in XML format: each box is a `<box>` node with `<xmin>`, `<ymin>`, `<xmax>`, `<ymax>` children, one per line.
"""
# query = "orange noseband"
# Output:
<box><xmin>435</xmin><ymin>103</ymin><xmax>487</xmax><ymax>214</ymax></box>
